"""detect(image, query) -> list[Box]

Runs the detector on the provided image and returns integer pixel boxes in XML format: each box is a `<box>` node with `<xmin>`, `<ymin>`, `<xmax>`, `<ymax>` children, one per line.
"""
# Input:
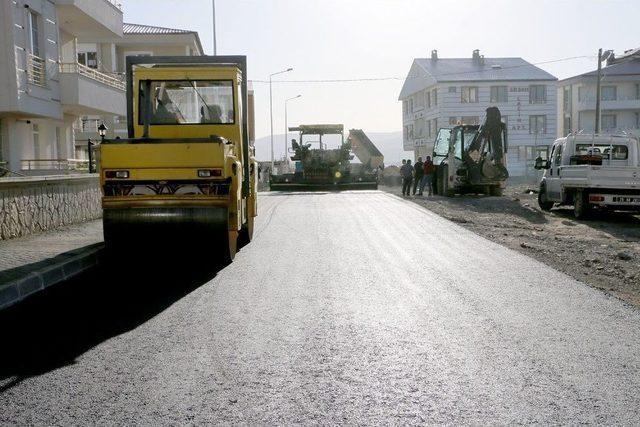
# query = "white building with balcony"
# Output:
<box><xmin>0</xmin><ymin>1</ymin><xmax>203</xmax><ymax>176</ymax></box>
<box><xmin>399</xmin><ymin>50</ymin><xmax>558</xmax><ymax>177</ymax></box>
<box><xmin>558</xmin><ymin>48</ymin><xmax>640</xmax><ymax>138</ymax></box>
<box><xmin>0</xmin><ymin>0</ymin><xmax>124</xmax><ymax>175</ymax></box>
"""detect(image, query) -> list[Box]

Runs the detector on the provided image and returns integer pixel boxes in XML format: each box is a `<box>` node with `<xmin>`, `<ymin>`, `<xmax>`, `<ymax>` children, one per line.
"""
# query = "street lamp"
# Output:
<box><xmin>269</xmin><ymin>67</ymin><xmax>293</xmax><ymax>170</ymax></box>
<box><xmin>284</xmin><ymin>94</ymin><xmax>302</xmax><ymax>162</ymax></box>
<box><xmin>212</xmin><ymin>0</ymin><xmax>217</xmax><ymax>55</ymax></box>
<box><xmin>595</xmin><ymin>48</ymin><xmax>614</xmax><ymax>133</ymax></box>
<box><xmin>89</xmin><ymin>122</ymin><xmax>108</xmax><ymax>173</ymax></box>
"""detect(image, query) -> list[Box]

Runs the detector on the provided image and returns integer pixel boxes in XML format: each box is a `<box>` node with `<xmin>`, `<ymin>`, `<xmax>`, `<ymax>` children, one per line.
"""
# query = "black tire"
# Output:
<box><xmin>489</xmin><ymin>186</ymin><xmax>503</xmax><ymax>197</ymax></box>
<box><xmin>238</xmin><ymin>211</ymin><xmax>254</xmax><ymax>248</ymax></box>
<box><xmin>538</xmin><ymin>185</ymin><xmax>554</xmax><ymax>211</ymax></box>
<box><xmin>574</xmin><ymin>191</ymin><xmax>591</xmax><ymax>219</ymax></box>
<box><xmin>442</xmin><ymin>165</ymin><xmax>454</xmax><ymax>197</ymax></box>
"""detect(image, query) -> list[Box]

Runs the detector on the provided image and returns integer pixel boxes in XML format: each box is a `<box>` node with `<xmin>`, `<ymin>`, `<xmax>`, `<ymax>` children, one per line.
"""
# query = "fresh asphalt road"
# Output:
<box><xmin>1</xmin><ymin>191</ymin><xmax>639</xmax><ymax>424</ymax></box>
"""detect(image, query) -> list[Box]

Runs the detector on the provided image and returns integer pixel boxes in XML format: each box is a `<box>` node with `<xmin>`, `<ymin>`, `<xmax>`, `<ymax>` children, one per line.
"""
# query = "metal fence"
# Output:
<box><xmin>59</xmin><ymin>62</ymin><xmax>125</xmax><ymax>91</ymax></box>
<box><xmin>21</xmin><ymin>158</ymin><xmax>90</xmax><ymax>172</ymax></box>
<box><xmin>27</xmin><ymin>54</ymin><xmax>46</xmax><ymax>87</ymax></box>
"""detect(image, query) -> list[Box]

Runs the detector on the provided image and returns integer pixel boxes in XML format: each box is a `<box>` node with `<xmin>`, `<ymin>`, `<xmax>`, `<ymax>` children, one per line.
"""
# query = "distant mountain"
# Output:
<box><xmin>254</xmin><ymin>131</ymin><xmax>412</xmax><ymax>166</ymax></box>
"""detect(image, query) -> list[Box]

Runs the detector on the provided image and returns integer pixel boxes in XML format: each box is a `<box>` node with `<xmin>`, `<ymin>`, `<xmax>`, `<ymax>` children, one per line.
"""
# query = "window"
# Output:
<box><xmin>426</xmin><ymin>91</ymin><xmax>431</xmax><ymax>108</ymax></box>
<box><xmin>563</xmin><ymin>116</ymin><xmax>571</xmax><ymax>136</ymax></box>
<box><xmin>448</xmin><ymin>86</ymin><xmax>457</xmax><ymax>93</ymax></box>
<box><xmin>529</xmin><ymin>85</ymin><xmax>547</xmax><ymax>104</ymax></box>
<box><xmin>56</xmin><ymin>127</ymin><xmax>63</xmax><ymax>158</ymax></box>
<box><xmin>28</xmin><ymin>11</ymin><xmax>40</xmax><ymax>57</ymax></box>
<box><xmin>141</xmin><ymin>80</ymin><xmax>235</xmax><ymax>125</ymax></box>
<box><xmin>432</xmin><ymin>118</ymin><xmax>437</xmax><ymax>137</ymax></box>
<box><xmin>601</xmin><ymin>86</ymin><xmax>617</xmax><ymax>101</ymax></box>
<box><xmin>578</xmin><ymin>86</ymin><xmax>585</xmax><ymax>102</ymax></box>
<box><xmin>449</xmin><ymin>116</ymin><xmax>457</xmax><ymax>126</ymax></box>
<box><xmin>78</xmin><ymin>52</ymin><xmax>98</xmax><ymax>69</ymax></box>
<box><xmin>426</xmin><ymin>119</ymin><xmax>431</xmax><ymax>138</ymax></box>
<box><xmin>529</xmin><ymin>115</ymin><xmax>546</xmax><ymax>134</ymax></box>
<box><xmin>490</xmin><ymin>86</ymin><xmax>507</xmax><ymax>103</ymax></box>
<box><xmin>403</xmin><ymin>100</ymin><xmax>408</xmax><ymax>116</ymax></box>
<box><xmin>601</xmin><ymin>114</ymin><xmax>617</xmax><ymax>130</ymax></box>
<box><xmin>635</xmin><ymin>112</ymin><xmax>639</xmax><ymax>129</ymax></box>
<box><xmin>461</xmin><ymin>116</ymin><xmax>479</xmax><ymax>125</ymax></box>
<box><xmin>554</xmin><ymin>143</ymin><xmax>563</xmax><ymax>166</ymax></box>
<box><xmin>536</xmin><ymin>146</ymin><xmax>550</xmax><ymax>161</ymax></box>
<box><xmin>32</xmin><ymin>124</ymin><xmax>40</xmax><ymax>159</ymax></box>
<box><xmin>563</xmin><ymin>87</ymin><xmax>571</xmax><ymax>112</ymax></box>
<box><xmin>432</xmin><ymin>88</ymin><xmax>437</xmax><ymax>106</ymax></box>
<box><xmin>461</xmin><ymin>86</ymin><xmax>478</xmax><ymax>103</ymax></box>
<box><xmin>433</xmin><ymin>128</ymin><xmax>450</xmax><ymax>157</ymax></box>
<box><xmin>575</xmin><ymin>144</ymin><xmax>628</xmax><ymax>160</ymax></box>
<box><xmin>409</xmin><ymin>98</ymin><xmax>414</xmax><ymax>113</ymax></box>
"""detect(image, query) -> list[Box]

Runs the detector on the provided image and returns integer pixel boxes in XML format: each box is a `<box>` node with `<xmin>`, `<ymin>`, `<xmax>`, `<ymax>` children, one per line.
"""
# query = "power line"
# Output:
<box><xmin>249</xmin><ymin>55</ymin><xmax>594</xmax><ymax>84</ymax></box>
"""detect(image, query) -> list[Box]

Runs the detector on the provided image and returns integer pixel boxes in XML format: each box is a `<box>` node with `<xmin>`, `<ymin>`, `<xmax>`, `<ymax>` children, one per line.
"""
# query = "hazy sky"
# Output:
<box><xmin>121</xmin><ymin>0</ymin><xmax>639</xmax><ymax>143</ymax></box>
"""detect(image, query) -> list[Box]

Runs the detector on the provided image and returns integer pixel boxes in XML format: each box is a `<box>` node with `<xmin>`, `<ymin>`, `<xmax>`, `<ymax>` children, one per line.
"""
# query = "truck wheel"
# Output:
<box><xmin>574</xmin><ymin>191</ymin><xmax>591</xmax><ymax>219</ymax></box>
<box><xmin>538</xmin><ymin>186</ymin><xmax>554</xmax><ymax>211</ymax></box>
<box><xmin>489</xmin><ymin>186</ymin><xmax>503</xmax><ymax>197</ymax></box>
<box><xmin>442</xmin><ymin>165</ymin><xmax>454</xmax><ymax>197</ymax></box>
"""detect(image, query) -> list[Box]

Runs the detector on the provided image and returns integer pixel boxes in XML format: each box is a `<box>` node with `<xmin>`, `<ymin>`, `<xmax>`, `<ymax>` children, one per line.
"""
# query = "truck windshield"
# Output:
<box><xmin>433</xmin><ymin>129</ymin><xmax>450</xmax><ymax>157</ymax></box>
<box><xmin>141</xmin><ymin>80</ymin><xmax>235</xmax><ymax>125</ymax></box>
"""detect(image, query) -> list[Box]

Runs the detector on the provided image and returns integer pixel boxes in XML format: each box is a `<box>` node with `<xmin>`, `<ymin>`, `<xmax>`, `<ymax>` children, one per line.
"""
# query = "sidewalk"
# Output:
<box><xmin>0</xmin><ymin>220</ymin><xmax>104</xmax><ymax>310</ymax></box>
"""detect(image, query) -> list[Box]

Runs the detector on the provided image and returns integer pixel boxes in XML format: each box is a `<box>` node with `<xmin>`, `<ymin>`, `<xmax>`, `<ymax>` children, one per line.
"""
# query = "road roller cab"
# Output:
<box><xmin>99</xmin><ymin>56</ymin><xmax>257</xmax><ymax>263</ymax></box>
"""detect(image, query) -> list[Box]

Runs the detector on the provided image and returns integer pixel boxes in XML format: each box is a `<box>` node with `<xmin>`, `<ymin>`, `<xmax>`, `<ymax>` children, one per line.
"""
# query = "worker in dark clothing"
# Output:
<box><xmin>420</xmin><ymin>156</ymin><xmax>436</xmax><ymax>196</ymax></box>
<box><xmin>413</xmin><ymin>156</ymin><xmax>424</xmax><ymax>195</ymax></box>
<box><xmin>400</xmin><ymin>159</ymin><xmax>413</xmax><ymax>197</ymax></box>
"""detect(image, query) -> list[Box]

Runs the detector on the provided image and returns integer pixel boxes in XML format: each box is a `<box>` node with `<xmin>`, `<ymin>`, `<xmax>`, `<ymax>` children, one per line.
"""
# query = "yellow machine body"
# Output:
<box><xmin>99</xmin><ymin>56</ymin><xmax>257</xmax><ymax>262</ymax></box>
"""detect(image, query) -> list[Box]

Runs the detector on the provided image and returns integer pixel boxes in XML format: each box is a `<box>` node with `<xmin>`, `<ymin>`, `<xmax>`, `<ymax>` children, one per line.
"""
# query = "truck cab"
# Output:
<box><xmin>535</xmin><ymin>133</ymin><xmax>640</xmax><ymax>218</ymax></box>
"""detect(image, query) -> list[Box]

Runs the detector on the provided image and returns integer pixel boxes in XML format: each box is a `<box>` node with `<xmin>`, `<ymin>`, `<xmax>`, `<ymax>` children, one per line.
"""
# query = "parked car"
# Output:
<box><xmin>534</xmin><ymin>133</ymin><xmax>640</xmax><ymax>218</ymax></box>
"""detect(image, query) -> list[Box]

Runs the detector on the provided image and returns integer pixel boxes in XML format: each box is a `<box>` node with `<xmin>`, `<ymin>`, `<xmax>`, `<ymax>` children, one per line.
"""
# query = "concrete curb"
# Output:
<box><xmin>0</xmin><ymin>243</ymin><xmax>103</xmax><ymax>311</ymax></box>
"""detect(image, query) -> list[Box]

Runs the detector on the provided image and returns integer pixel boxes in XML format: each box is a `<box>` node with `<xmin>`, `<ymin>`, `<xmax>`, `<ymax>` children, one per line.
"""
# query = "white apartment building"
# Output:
<box><xmin>558</xmin><ymin>48</ymin><xmax>640</xmax><ymax>138</ymax></box>
<box><xmin>399</xmin><ymin>50</ymin><xmax>558</xmax><ymax>177</ymax></box>
<box><xmin>0</xmin><ymin>0</ymin><xmax>125</xmax><ymax>175</ymax></box>
<box><xmin>0</xmin><ymin>0</ymin><xmax>203</xmax><ymax>176</ymax></box>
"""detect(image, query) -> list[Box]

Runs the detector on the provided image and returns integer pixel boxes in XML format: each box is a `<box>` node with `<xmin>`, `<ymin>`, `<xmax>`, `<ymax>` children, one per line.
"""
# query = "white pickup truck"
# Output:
<box><xmin>534</xmin><ymin>133</ymin><xmax>640</xmax><ymax>218</ymax></box>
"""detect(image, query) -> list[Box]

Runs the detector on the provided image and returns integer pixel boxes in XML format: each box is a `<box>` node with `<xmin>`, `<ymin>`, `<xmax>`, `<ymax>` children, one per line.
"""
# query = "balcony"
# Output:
<box><xmin>20</xmin><ymin>158</ymin><xmax>90</xmax><ymax>175</ymax></box>
<box><xmin>576</xmin><ymin>96</ymin><xmax>640</xmax><ymax>111</ymax></box>
<box><xmin>56</xmin><ymin>0</ymin><xmax>123</xmax><ymax>38</ymax></box>
<box><xmin>26</xmin><ymin>54</ymin><xmax>46</xmax><ymax>87</ymax></box>
<box><xmin>59</xmin><ymin>63</ymin><xmax>125</xmax><ymax>116</ymax></box>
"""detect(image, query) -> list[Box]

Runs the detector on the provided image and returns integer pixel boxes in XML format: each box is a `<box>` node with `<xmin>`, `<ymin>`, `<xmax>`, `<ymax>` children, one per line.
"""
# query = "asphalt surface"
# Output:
<box><xmin>1</xmin><ymin>191</ymin><xmax>639</xmax><ymax>424</ymax></box>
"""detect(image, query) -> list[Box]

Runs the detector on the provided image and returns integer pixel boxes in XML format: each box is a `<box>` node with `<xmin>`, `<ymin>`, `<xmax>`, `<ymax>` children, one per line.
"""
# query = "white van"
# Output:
<box><xmin>534</xmin><ymin>133</ymin><xmax>640</xmax><ymax>218</ymax></box>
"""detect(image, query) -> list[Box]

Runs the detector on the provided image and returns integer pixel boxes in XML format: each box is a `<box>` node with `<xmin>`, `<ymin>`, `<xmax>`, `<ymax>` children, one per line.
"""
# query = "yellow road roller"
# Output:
<box><xmin>99</xmin><ymin>56</ymin><xmax>257</xmax><ymax>263</ymax></box>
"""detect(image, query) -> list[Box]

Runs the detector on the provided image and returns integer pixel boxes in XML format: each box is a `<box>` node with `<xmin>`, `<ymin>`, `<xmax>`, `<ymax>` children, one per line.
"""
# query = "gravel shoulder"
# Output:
<box><xmin>382</xmin><ymin>184</ymin><xmax>640</xmax><ymax>308</ymax></box>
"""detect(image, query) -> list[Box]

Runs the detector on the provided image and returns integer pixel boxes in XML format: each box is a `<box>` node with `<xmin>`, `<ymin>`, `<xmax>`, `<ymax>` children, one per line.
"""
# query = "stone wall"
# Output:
<box><xmin>0</xmin><ymin>174</ymin><xmax>101</xmax><ymax>240</ymax></box>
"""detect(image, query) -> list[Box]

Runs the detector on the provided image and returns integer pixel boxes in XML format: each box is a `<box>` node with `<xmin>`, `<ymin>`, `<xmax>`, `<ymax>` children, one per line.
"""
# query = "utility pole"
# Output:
<box><xmin>269</xmin><ymin>68</ymin><xmax>293</xmax><ymax>170</ymax></box>
<box><xmin>595</xmin><ymin>48</ymin><xmax>602</xmax><ymax>133</ymax></box>
<box><xmin>212</xmin><ymin>0</ymin><xmax>217</xmax><ymax>55</ymax></box>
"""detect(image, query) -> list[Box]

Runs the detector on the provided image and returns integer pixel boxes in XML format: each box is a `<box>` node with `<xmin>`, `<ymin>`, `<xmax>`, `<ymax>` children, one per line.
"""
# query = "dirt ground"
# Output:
<box><xmin>381</xmin><ymin>183</ymin><xmax>640</xmax><ymax>308</ymax></box>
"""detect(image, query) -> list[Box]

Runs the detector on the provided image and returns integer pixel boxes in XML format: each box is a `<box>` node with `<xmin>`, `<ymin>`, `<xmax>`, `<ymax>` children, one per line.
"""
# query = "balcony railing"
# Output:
<box><xmin>27</xmin><ymin>54</ymin><xmax>46</xmax><ymax>87</ymax></box>
<box><xmin>21</xmin><ymin>158</ymin><xmax>90</xmax><ymax>172</ymax></box>
<box><xmin>59</xmin><ymin>62</ymin><xmax>125</xmax><ymax>91</ymax></box>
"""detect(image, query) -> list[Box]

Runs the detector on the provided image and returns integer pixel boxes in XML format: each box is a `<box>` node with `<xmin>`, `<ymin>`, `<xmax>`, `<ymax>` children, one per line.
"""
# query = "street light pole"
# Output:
<box><xmin>212</xmin><ymin>0</ymin><xmax>217</xmax><ymax>55</ymax></box>
<box><xmin>285</xmin><ymin>94</ymin><xmax>302</xmax><ymax>163</ymax></box>
<box><xmin>595</xmin><ymin>48</ymin><xmax>602</xmax><ymax>133</ymax></box>
<box><xmin>269</xmin><ymin>67</ymin><xmax>293</xmax><ymax>171</ymax></box>
<box><xmin>595</xmin><ymin>48</ymin><xmax>613</xmax><ymax>134</ymax></box>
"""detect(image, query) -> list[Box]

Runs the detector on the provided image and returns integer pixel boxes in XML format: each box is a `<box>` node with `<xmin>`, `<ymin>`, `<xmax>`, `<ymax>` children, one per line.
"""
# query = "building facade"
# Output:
<box><xmin>0</xmin><ymin>1</ymin><xmax>203</xmax><ymax>176</ymax></box>
<box><xmin>0</xmin><ymin>0</ymin><xmax>125</xmax><ymax>175</ymax></box>
<box><xmin>399</xmin><ymin>50</ymin><xmax>558</xmax><ymax>177</ymax></box>
<box><xmin>558</xmin><ymin>49</ymin><xmax>640</xmax><ymax>138</ymax></box>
